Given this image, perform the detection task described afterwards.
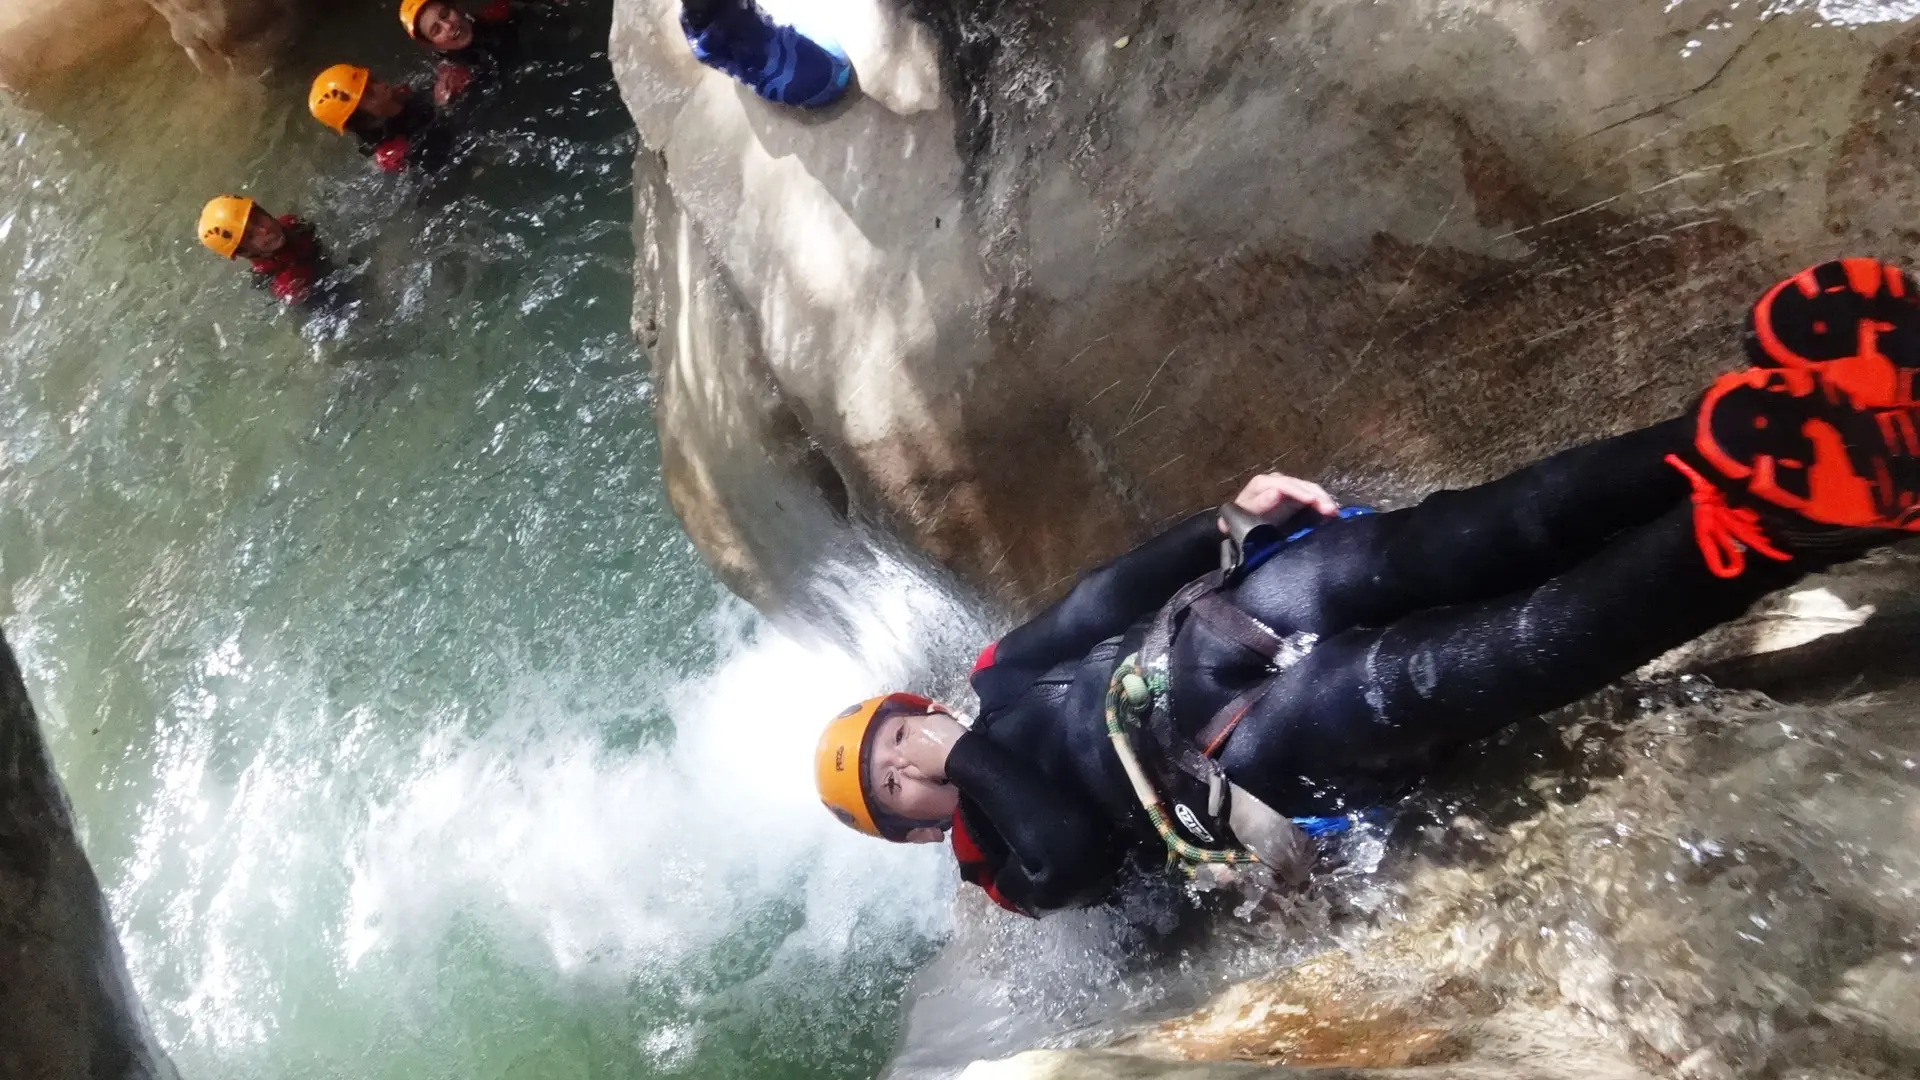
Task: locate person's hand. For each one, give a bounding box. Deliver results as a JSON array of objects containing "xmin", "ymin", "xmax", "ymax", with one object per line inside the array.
[
  {"xmin": 434, "ymin": 63, "xmax": 472, "ymax": 106},
  {"xmin": 898, "ymin": 710, "xmax": 968, "ymax": 783},
  {"xmin": 1221, "ymin": 472, "xmax": 1337, "ymax": 532},
  {"xmin": 373, "ymin": 138, "xmax": 410, "ymax": 173}
]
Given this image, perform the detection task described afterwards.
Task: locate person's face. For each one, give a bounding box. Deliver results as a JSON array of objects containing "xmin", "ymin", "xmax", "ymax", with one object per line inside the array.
[
  {"xmin": 417, "ymin": 2, "xmax": 474, "ymax": 50},
  {"xmin": 866, "ymin": 711, "xmax": 958, "ymax": 838},
  {"xmin": 359, "ymin": 76, "xmax": 408, "ymax": 117},
  {"xmin": 236, "ymin": 209, "xmax": 285, "ymax": 259}
]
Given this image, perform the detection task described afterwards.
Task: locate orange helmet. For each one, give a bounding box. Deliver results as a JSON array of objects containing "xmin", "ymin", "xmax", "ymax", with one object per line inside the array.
[
  {"xmin": 308, "ymin": 64, "xmax": 369, "ymax": 134},
  {"xmin": 815, "ymin": 692, "xmax": 935, "ymax": 841},
  {"xmin": 197, "ymin": 195, "xmax": 254, "ymax": 258},
  {"xmin": 398, "ymin": 0, "xmax": 434, "ymax": 40}
]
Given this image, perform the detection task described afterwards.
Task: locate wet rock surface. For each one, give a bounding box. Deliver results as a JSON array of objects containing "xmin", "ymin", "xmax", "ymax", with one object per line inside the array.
[
  {"xmin": 145, "ymin": 0, "xmax": 307, "ymax": 74},
  {"xmin": 0, "ymin": 0, "xmax": 306, "ymax": 87},
  {"xmin": 0, "ymin": 0, "xmax": 155, "ymax": 88},
  {"xmin": 883, "ymin": 672, "xmax": 1920, "ymax": 1080},
  {"xmin": 616, "ymin": 0, "xmax": 1920, "ymax": 618},
  {"xmin": 614, "ymin": 3, "xmax": 1920, "ymax": 1076},
  {"xmin": 0, "ymin": 629, "xmax": 176, "ymax": 1080}
]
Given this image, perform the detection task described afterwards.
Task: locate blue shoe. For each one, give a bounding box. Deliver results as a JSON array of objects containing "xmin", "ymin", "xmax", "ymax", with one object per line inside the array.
[{"xmin": 682, "ymin": 1, "xmax": 852, "ymax": 109}]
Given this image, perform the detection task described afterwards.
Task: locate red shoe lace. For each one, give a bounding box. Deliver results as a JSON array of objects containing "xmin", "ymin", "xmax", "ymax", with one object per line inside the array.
[{"xmin": 1664, "ymin": 454, "xmax": 1794, "ymax": 579}]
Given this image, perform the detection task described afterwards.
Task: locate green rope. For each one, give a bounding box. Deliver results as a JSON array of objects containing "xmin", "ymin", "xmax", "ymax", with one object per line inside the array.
[{"xmin": 1104, "ymin": 652, "xmax": 1260, "ymax": 867}]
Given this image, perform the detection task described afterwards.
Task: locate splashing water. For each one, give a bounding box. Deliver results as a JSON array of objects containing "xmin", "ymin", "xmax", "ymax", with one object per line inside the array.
[
  {"xmin": 14, "ymin": 6, "xmax": 1920, "ymax": 1080},
  {"xmin": 0, "ymin": 7, "xmax": 984, "ymax": 1078}
]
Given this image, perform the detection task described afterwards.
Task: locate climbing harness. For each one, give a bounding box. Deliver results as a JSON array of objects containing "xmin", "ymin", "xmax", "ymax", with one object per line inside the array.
[
  {"xmin": 1105, "ymin": 650, "xmax": 1259, "ymax": 866},
  {"xmin": 1106, "ymin": 501, "xmax": 1375, "ymax": 872}
]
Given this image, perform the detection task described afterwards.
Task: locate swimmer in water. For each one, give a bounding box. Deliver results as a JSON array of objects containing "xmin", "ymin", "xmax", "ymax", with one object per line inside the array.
[
  {"xmin": 399, "ymin": 0, "xmax": 556, "ymax": 106},
  {"xmin": 196, "ymin": 195, "xmax": 340, "ymax": 309},
  {"xmin": 308, "ymin": 64, "xmax": 461, "ymax": 176},
  {"xmin": 816, "ymin": 259, "xmax": 1920, "ymax": 917}
]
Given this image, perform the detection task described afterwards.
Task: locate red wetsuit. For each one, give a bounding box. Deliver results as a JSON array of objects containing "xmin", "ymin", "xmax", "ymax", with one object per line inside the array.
[{"xmin": 247, "ymin": 217, "xmax": 327, "ymax": 307}]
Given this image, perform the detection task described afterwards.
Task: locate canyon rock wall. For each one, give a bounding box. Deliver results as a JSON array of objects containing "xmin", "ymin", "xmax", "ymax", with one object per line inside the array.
[
  {"xmin": 615, "ymin": 0, "xmax": 1920, "ymax": 618},
  {"xmin": 0, "ymin": 0, "xmax": 307, "ymax": 89},
  {"xmin": 0, "ymin": 629, "xmax": 177, "ymax": 1080}
]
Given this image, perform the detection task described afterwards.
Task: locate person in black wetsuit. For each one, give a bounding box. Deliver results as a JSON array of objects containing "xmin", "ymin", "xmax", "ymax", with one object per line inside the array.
[
  {"xmin": 402, "ymin": 0, "xmax": 546, "ymax": 103},
  {"xmin": 814, "ymin": 259, "xmax": 1920, "ymax": 917},
  {"xmin": 308, "ymin": 64, "xmax": 460, "ymax": 176}
]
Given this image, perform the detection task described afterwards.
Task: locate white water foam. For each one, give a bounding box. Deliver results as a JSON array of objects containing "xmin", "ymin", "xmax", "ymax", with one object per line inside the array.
[
  {"xmin": 341, "ymin": 560, "xmax": 987, "ymax": 989},
  {"xmin": 95, "ymin": 549, "xmax": 994, "ymax": 1066}
]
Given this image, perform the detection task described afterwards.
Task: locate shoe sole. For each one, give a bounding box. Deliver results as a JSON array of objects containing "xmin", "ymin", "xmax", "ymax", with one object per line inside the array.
[
  {"xmin": 1695, "ymin": 367, "xmax": 1920, "ymax": 531},
  {"xmin": 1747, "ymin": 258, "xmax": 1920, "ymax": 407}
]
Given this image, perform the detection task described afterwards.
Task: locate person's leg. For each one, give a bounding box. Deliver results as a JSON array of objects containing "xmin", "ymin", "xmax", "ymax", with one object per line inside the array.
[
  {"xmin": 680, "ymin": 0, "xmax": 725, "ymax": 30},
  {"xmin": 1230, "ymin": 418, "xmax": 1692, "ymax": 635},
  {"xmin": 1220, "ymin": 361, "xmax": 1920, "ymax": 817},
  {"xmin": 1218, "ymin": 503, "xmax": 1848, "ymax": 817},
  {"xmin": 1231, "ymin": 256, "xmax": 1920, "ymax": 638}
]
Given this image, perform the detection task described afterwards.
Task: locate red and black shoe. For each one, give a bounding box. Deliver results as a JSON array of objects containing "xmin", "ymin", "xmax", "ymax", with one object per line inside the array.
[
  {"xmin": 1669, "ymin": 366, "xmax": 1920, "ymax": 577},
  {"xmin": 1745, "ymin": 258, "xmax": 1920, "ymax": 407}
]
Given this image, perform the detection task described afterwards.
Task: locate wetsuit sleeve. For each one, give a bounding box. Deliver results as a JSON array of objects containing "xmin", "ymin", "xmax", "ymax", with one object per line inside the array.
[
  {"xmin": 285, "ymin": 220, "xmax": 321, "ymax": 259},
  {"xmin": 274, "ymin": 220, "xmax": 327, "ymax": 306},
  {"xmin": 680, "ymin": 0, "xmax": 722, "ymax": 29},
  {"xmin": 384, "ymin": 91, "xmax": 457, "ymax": 174},
  {"xmin": 267, "ymin": 266, "xmax": 313, "ymax": 305},
  {"xmin": 429, "ymin": 61, "xmax": 475, "ymax": 110},
  {"xmin": 973, "ymin": 511, "xmax": 1218, "ymax": 709},
  {"xmin": 944, "ymin": 731, "xmax": 1115, "ymax": 914},
  {"xmin": 462, "ymin": 50, "xmax": 507, "ymax": 101},
  {"xmin": 373, "ymin": 137, "xmax": 411, "ymax": 173}
]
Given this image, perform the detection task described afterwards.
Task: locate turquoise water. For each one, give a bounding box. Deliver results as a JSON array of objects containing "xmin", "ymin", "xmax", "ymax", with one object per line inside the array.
[
  {"xmin": 13, "ymin": 10, "xmax": 1920, "ymax": 1080},
  {"xmin": 0, "ymin": 11, "xmax": 959, "ymax": 1078}
]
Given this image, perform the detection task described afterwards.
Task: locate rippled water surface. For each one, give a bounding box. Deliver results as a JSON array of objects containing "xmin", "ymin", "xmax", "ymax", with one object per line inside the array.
[{"xmin": 0, "ymin": 8, "xmax": 961, "ymax": 1078}]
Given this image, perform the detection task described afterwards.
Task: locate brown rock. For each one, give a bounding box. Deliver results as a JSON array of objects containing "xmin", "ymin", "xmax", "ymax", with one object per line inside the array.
[
  {"xmin": 0, "ymin": 0, "xmax": 306, "ymax": 88},
  {"xmin": 614, "ymin": 0, "xmax": 1920, "ymax": 620},
  {"xmin": 145, "ymin": 0, "xmax": 305, "ymax": 75},
  {"xmin": 0, "ymin": 0, "xmax": 156, "ymax": 89}
]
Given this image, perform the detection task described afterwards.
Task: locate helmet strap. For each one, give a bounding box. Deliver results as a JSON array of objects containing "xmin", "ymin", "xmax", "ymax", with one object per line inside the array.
[{"xmin": 873, "ymin": 806, "xmax": 952, "ymax": 843}]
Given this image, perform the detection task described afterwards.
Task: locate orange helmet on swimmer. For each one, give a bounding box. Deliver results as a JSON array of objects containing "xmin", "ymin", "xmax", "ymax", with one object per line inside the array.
[
  {"xmin": 398, "ymin": 0, "xmax": 433, "ymax": 39},
  {"xmin": 197, "ymin": 195, "xmax": 254, "ymax": 258},
  {"xmin": 308, "ymin": 64, "xmax": 369, "ymax": 134},
  {"xmin": 815, "ymin": 692, "xmax": 936, "ymax": 841}
]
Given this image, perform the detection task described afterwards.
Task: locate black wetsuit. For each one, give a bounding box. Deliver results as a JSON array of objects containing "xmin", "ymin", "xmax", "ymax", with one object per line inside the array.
[
  {"xmin": 348, "ymin": 88, "xmax": 455, "ymax": 175},
  {"xmin": 950, "ymin": 418, "xmax": 1860, "ymax": 915},
  {"xmin": 439, "ymin": 0, "xmax": 537, "ymax": 98}
]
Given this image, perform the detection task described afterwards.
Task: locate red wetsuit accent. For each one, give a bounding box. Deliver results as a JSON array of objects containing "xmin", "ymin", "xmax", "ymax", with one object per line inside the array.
[
  {"xmin": 248, "ymin": 216, "xmax": 321, "ymax": 306},
  {"xmin": 479, "ymin": 0, "xmax": 511, "ymax": 23},
  {"xmin": 434, "ymin": 60, "xmax": 475, "ymax": 107},
  {"xmin": 971, "ymin": 640, "xmax": 998, "ymax": 675},
  {"xmin": 950, "ymin": 809, "xmax": 1027, "ymax": 917},
  {"xmin": 957, "ymin": 638, "xmax": 1038, "ymax": 915},
  {"xmin": 373, "ymin": 137, "xmax": 411, "ymax": 173},
  {"xmin": 355, "ymin": 85, "xmax": 449, "ymax": 173}
]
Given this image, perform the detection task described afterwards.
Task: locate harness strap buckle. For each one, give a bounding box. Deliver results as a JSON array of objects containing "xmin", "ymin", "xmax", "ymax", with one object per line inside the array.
[{"xmin": 1217, "ymin": 502, "xmax": 1287, "ymax": 577}]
